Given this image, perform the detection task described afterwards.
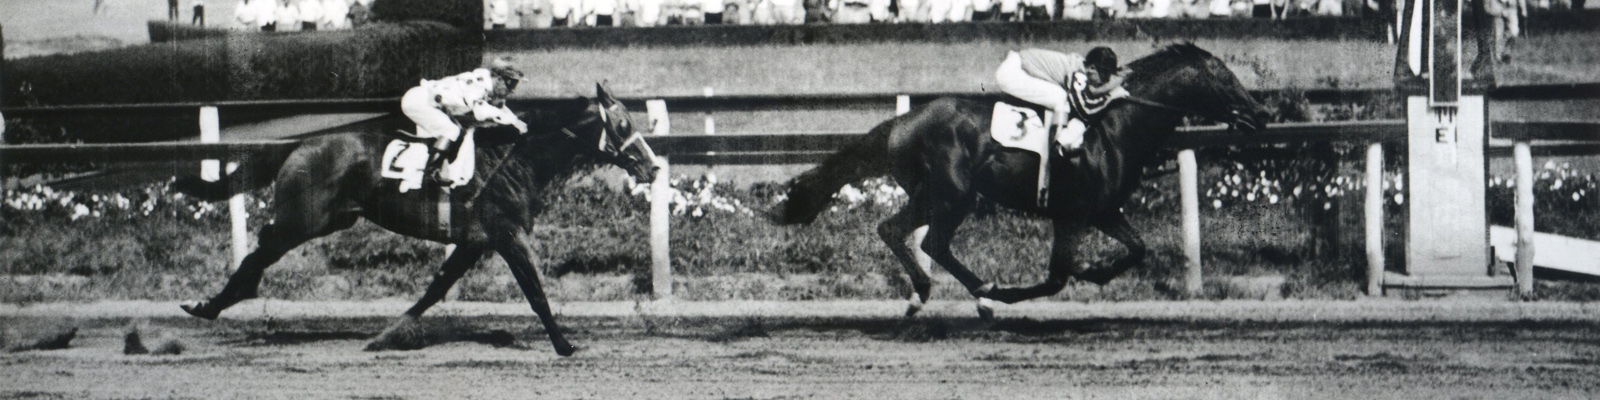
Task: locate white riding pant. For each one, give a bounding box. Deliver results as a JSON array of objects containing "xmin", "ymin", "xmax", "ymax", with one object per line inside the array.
[
  {"xmin": 995, "ymin": 51, "xmax": 1085, "ymax": 148},
  {"xmin": 400, "ymin": 86, "xmax": 463, "ymax": 142}
]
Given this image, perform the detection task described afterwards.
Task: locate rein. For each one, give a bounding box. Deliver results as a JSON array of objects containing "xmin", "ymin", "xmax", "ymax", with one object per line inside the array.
[
  {"xmin": 466, "ymin": 103, "xmax": 605, "ymax": 204},
  {"xmin": 1119, "ymin": 94, "xmax": 1205, "ymax": 116}
]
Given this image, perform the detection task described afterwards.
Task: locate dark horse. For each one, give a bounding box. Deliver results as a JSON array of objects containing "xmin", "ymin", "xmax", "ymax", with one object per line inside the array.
[
  {"xmin": 175, "ymin": 84, "xmax": 657, "ymax": 356},
  {"xmin": 778, "ymin": 44, "xmax": 1272, "ymax": 318}
]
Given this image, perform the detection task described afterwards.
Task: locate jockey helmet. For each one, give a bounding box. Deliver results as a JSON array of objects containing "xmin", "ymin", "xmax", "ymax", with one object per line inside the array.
[{"xmin": 1085, "ymin": 47, "xmax": 1119, "ymax": 76}]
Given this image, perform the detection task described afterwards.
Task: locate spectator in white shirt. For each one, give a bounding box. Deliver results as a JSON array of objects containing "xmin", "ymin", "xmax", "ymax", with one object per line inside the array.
[
  {"xmin": 321, "ymin": 0, "xmax": 349, "ymax": 29},
  {"xmin": 1094, "ymin": 0, "xmax": 1125, "ymax": 18},
  {"xmin": 551, "ymin": 0, "xmax": 577, "ymax": 25},
  {"xmin": 235, "ymin": 0, "xmax": 258, "ymax": 30},
  {"xmin": 703, "ymin": 0, "xmax": 726, "ymax": 23},
  {"xmin": 298, "ymin": 0, "xmax": 322, "ymax": 30},
  {"xmin": 517, "ymin": 0, "xmax": 549, "ymax": 28},
  {"xmin": 1208, "ymin": 0, "xmax": 1231, "ymax": 16},
  {"xmin": 1063, "ymin": 0, "xmax": 1093, "ymax": 19},
  {"xmin": 970, "ymin": 0, "xmax": 995, "ymax": 20},
  {"xmin": 997, "ymin": 0, "xmax": 1020, "ymax": 20},
  {"xmin": 898, "ymin": 0, "xmax": 926, "ymax": 21},
  {"xmin": 635, "ymin": 0, "xmax": 664, "ymax": 25},
  {"xmin": 927, "ymin": 0, "xmax": 951, "ymax": 22},
  {"xmin": 869, "ymin": 0, "xmax": 894, "ymax": 21},
  {"xmin": 1146, "ymin": 0, "xmax": 1170, "ymax": 17},
  {"xmin": 276, "ymin": 0, "xmax": 301, "ymax": 30},
  {"xmin": 488, "ymin": 0, "xmax": 512, "ymax": 28},
  {"xmin": 768, "ymin": 0, "xmax": 800, "ymax": 23},
  {"xmin": 254, "ymin": 0, "xmax": 279, "ymax": 31},
  {"xmin": 584, "ymin": 0, "xmax": 618, "ymax": 26}
]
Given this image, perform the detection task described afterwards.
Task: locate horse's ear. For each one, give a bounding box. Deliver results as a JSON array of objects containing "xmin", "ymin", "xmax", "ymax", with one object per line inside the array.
[{"xmin": 595, "ymin": 82, "xmax": 615, "ymax": 104}]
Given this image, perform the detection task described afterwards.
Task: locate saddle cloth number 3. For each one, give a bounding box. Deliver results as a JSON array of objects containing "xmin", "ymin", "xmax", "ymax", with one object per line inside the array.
[{"xmin": 989, "ymin": 102, "xmax": 1051, "ymax": 155}]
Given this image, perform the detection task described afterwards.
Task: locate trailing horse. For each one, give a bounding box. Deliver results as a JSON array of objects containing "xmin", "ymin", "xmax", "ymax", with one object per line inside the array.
[
  {"xmin": 174, "ymin": 84, "xmax": 657, "ymax": 356},
  {"xmin": 778, "ymin": 44, "xmax": 1272, "ymax": 319}
]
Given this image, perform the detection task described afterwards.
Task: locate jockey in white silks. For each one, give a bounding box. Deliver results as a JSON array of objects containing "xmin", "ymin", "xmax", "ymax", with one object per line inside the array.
[
  {"xmin": 993, "ymin": 47, "xmax": 1128, "ymax": 155},
  {"xmin": 400, "ymin": 62, "xmax": 528, "ymax": 188}
]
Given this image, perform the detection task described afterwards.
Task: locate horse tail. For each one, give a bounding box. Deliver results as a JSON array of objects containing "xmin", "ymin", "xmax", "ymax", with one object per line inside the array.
[
  {"xmin": 171, "ymin": 143, "xmax": 300, "ymax": 202},
  {"xmin": 777, "ymin": 118, "xmax": 895, "ymax": 225}
]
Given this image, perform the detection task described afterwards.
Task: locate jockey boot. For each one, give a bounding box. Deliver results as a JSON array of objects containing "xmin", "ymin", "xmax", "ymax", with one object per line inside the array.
[
  {"xmin": 1054, "ymin": 118, "xmax": 1088, "ymax": 158},
  {"xmin": 424, "ymin": 138, "xmax": 456, "ymax": 187}
]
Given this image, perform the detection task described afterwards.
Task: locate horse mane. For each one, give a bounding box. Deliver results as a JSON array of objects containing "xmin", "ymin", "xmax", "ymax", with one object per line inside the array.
[{"xmin": 1123, "ymin": 42, "xmax": 1215, "ymax": 85}]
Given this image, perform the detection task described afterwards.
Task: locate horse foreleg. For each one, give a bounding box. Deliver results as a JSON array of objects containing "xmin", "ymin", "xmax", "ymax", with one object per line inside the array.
[
  {"xmin": 402, "ymin": 242, "xmax": 489, "ymax": 318},
  {"xmin": 985, "ymin": 220, "xmax": 1090, "ymax": 304},
  {"xmin": 1076, "ymin": 211, "xmax": 1147, "ymax": 286},
  {"xmin": 365, "ymin": 242, "xmax": 490, "ymax": 351},
  {"xmin": 877, "ymin": 194, "xmax": 935, "ymax": 317},
  {"xmin": 492, "ymin": 231, "xmax": 576, "ymax": 357}
]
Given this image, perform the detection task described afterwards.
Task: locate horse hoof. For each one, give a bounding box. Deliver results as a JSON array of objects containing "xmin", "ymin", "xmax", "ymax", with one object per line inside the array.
[
  {"xmin": 904, "ymin": 293, "xmax": 926, "ymax": 318},
  {"xmin": 365, "ymin": 316, "xmax": 427, "ymax": 351},
  {"xmin": 554, "ymin": 343, "xmax": 578, "ymax": 357},
  {"xmin": 975, "ymin": 298, "xmax": 995, "ymax": 321},
  {"xmin": 179, "ymin": 302, "xmax": 220, "ymax": 320}
]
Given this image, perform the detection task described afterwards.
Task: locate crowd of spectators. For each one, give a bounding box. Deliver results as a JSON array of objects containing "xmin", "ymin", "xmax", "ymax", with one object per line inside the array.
[
  {"xmin": 480, "ymin": 0, "xmax": 1418, "ymax": 27},
  {"xmin": 232, "ymin": 0, "xmax": 373, "ymax": 32}
]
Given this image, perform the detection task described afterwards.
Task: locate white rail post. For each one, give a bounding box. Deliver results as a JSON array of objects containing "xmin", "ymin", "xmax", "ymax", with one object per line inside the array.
[
  {"xmin": 702, "ymin": 87, "xmax": 714, "ymax": 135},
  {"xmin": 1513, "ymin": 141, "xmax": 1535, "ymax": 298},
  {"xmin": 1178, "ymin": 148, "xmax": 1202, "ymax": 296},
  {"xmin": 646, "ymin": 99, "xmax": 673, "ymax": 300},
  {"xmin": 896, "ymin": 95, "xmax": 911, "ymax": 116},
  {"xmin": 199, "ymin": 106, "xmax": 248, "ymax": 270},
  {"xmin": 1364, "ymin": 143, "xmax": 1385, "ymax": 296}
]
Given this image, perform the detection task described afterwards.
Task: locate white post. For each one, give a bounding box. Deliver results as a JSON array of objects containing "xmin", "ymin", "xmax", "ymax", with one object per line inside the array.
[
  {"xmin": 1178, "ymin": 149, "xmax": 1202, "ymax": 296},
  {"xmin": 702, "ymin": 87, "xmax": 715, "ymax": 135},
  {"xmin": 1365, "ymin": 143, "xmax": 1385, "ymax": 296},
  {"xmin": 199, "ymin": 107, "xmax": 221, "ymax": 181},
  {"xmin": 651, "ymin": 159, "xmax": 672, "ymax": 300},
  {"xmin": 646, "ymin": 99, "xmax": 673, "ymax": 300},
  {"xmin": 896, "ymin": 95, "xmax": 911, "ymax": 116},
  {"xmin": 200, "ymin": 106, "xmax": 248, "ymax": 270},
  {"xmin": 1514, "ymin": 141, "xmax": 1535, "ymax": 298}
]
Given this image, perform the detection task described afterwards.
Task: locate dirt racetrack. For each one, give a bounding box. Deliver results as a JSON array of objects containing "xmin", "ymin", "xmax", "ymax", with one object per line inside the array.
[{"xmin": 4, "ymin": 300, "xmax": 1600, "ymax": 399}]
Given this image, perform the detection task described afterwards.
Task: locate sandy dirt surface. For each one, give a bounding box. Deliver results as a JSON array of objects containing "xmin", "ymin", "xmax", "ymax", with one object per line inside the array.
[{"xmin": 4, "ymin": 300, "xmax": 1600, "ymax": 399}]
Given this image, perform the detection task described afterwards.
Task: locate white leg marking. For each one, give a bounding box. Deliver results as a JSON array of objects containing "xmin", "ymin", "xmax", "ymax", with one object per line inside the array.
[{"xmin": 910, "ymin": 225, "xmax": 933, "ymax": 276}]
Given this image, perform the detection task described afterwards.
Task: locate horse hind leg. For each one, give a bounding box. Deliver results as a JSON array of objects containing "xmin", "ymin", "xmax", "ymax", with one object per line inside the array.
[
  {"xmin": 985, "ymin": 220, "xmax": 1089, "ymax": 304},
  {"xmin": 181, "ymin": 214, "xmax": 357, "ymax": 319},
  {"xmin": 1076, "ymin": 212, "xmax": 1148, "ymax": 286}
]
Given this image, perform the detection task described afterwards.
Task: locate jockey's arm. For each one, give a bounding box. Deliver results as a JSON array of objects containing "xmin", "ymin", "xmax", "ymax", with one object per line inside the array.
[
  {"xmin": 470, "ymin": 102, "xmax": 529, "ymax": 133},
  {"xmin": 1084, "ymin": 73, "xmax": 1126, "ymax": 97}
]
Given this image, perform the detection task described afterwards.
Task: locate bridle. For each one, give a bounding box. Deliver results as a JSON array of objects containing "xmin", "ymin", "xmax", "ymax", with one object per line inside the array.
[{"xmin": 556, "ymin": 99, "xmax": 659, "ymax": 165}]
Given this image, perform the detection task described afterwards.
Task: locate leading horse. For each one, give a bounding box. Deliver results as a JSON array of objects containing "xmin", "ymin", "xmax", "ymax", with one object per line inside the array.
[
  {"xmin": 778, "ymin": 44, "xmax": 1272, "ymax": 318},
  {"xmin": 175, "ymin": 84, "xmax": 657, "ymax": 356}
]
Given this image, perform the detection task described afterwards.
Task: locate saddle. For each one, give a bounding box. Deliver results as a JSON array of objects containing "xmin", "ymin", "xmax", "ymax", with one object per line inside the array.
[
  {"xmin": 989, "ymin": 97, "xmax": 1056, "ymax": 208},
  {"xmin": 380, "ymin": 128, "xmax": 479, "ymax": 194}
]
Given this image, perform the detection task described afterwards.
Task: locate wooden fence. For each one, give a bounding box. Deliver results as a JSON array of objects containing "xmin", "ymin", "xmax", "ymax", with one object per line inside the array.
[{"xmin": 3, "ymin": 87, "xmax": 1597, "ymax": 298}]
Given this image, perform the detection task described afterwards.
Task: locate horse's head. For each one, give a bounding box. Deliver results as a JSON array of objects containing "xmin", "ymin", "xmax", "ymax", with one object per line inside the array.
[
  {"xmin": 1124, "ymin": 43, "xmax": 1272, "ymax": 134},
  {"xmin": 567, "ymin": 83, "xmax": 659, "ymax": 183}
]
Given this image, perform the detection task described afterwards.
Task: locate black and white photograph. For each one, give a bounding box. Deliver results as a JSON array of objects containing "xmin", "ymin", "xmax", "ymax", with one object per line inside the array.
[{"xmin": 2, "ymin": 0, "xmax": 1599, "ymax": 397}]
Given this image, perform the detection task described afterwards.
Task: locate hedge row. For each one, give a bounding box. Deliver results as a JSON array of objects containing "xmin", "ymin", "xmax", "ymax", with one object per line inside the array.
[
  {"xmin": 486, "ymin": 16, "xmax": 1388, "ymax": 51},
  {"xmin": 3, "ymin": 21, "xmax": 476, "ymax": 108},
  {"xmin": 148, "ymin": 21, "xmax": 231, "ymax": 43}
]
